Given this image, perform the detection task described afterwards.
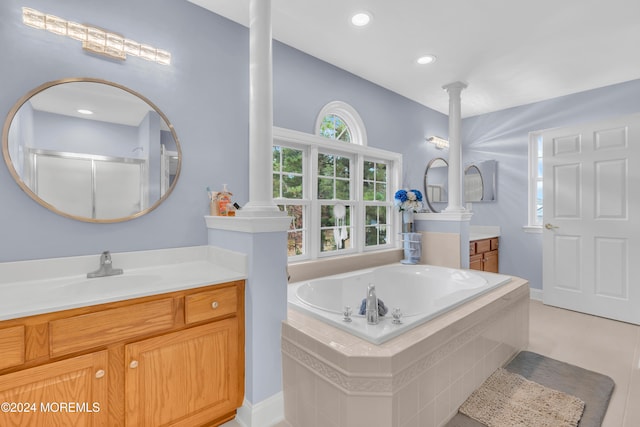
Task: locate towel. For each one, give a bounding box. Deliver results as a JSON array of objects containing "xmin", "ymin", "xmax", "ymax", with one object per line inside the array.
[{"xmin": 358, "ymin": 298, "xmax": 388, "ymax": 316}]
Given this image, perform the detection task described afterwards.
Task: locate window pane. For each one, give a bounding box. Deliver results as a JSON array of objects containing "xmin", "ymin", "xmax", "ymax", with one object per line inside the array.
[
  {"xmin": 376, "ymin": 163, "xmax": 387, "ymax": 181},
  {"xmin": 365, "ymin": 226, "xmax": 377, "ymax": 246},
  {"xmin": 364, "ymin": 161, "xmax": 375, "ymax": 181},
  {"xmin": 320, "ymin": 205, "xmax": 335, "ymax": 227},
  {"xmin": 272, "ymin": 146, "xmax": 281, "ymax": 172},
  {"xmin": 537, "ymin": 158, "xmax": 543, "ymax": 178},
  {"xmin": 365, "ymin": 206, "xmax": 378, "ymax": 224},
  {"xmin": 272, "ymin": 174, "xmax": 280, "ymax": 198},
  {"xmin": 376, "ymin": 182, "xmax": 387, "ymax": 201},
  {"xmin": 282, "ymin": 174, "xmax": 302, "ymax": 198},
  {"xmin": 363, "ymin": 181, "xmax": 374, "ymax": 201},
  {"xmin": 318, "ymin": 153, "xmax": 334, "ymax": 177},
  {"xmin": 287, "ymin": 231, "xmax": 304, "ymax": 256},
  {"xmin": 536, "ymin": 181, "xmax": 543, "ymax": 225},
  {"xmin": 336, "ymin": 156, "xmax": 350, "ymax": 178},
  {"xmin": 318, "ymin": 178, "xmax": 334, "ymax": 199},
  {"xmin": 320, "ymin": 204, "xmax": 351, "ymax": 252},
  {"xmin": 282, "ymin": 147, "xmax": 302, "ymax": 173},
  {"xmin": 335, "ymin": 179, "xmax": 350, "ymax": 200}
]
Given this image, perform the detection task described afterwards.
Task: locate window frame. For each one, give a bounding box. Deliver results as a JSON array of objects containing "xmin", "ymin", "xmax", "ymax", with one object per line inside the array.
[
  {"xmin": 315, "ymin": 101, "xmax": 368, "ymax": 146},
  {"xmin": 274, "ymin": 127, "xmax": 402, "ymax": 262}
]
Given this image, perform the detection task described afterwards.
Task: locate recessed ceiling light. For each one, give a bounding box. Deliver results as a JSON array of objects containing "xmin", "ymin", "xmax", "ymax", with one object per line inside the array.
[
  {"xmin": 417, "ymin": 55, "xmax": 437, "ymax": 65},
  {"xmin": 77, "ymin": 109, "xmax": 93, "ymax": 115},
  {"xmin": 351, "ymin": 12, "xmax": 371, "ymax": 27}
]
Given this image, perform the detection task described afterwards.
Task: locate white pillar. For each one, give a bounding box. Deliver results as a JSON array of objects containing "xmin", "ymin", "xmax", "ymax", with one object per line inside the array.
[
  {"xmin": 238, "ymin": 0, "xmax": 283, "ymax": 217},
  {"xmin": 442, "ymin": 81, "xmax": 468, "ymax": 213}
]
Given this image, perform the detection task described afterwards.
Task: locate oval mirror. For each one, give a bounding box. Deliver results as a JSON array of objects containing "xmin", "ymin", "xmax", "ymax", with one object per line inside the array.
[
  {"xmin": 464, "ymin": 164, "xmax": 484, "ymax": 202},
  {"xmin": 2, "ymin": 78, "xmax": 181, "ymax": 223},
  {"xmin": 423, "ymin": 157, "xmax": 448, "ymax": 213}
]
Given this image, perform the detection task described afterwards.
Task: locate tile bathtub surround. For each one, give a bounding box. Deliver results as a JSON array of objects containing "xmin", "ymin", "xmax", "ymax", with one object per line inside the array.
[{"xmin": 281, "ymin": 278, "xmax": 529, "ymax": 427}]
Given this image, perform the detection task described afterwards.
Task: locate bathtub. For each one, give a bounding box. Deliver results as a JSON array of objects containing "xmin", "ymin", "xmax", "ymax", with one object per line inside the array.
[{"xmin": 288, "ymin": 263, "xmax": 512, "ymax": 344}]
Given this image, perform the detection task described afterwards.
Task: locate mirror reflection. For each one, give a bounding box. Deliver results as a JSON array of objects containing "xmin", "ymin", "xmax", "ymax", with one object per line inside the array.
[
  {"xmin": 2, "ymin": 78, "xmax": 181, "ymax": 222},
  {"xmin": 464, "ymin": 165, "xmax": 484, "ymax": 202},
  {"xmin": 424, "ymin": 157, "xmax": 448, "ymax": 213}
]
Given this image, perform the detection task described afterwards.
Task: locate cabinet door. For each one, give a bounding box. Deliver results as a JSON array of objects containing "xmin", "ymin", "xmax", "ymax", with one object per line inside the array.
[
  {"xmin": 469, "ymin": 254, "xmax": 483, "ymax": 271},
  {"xmin": 483, "ymin": 250, "xmax": 499, "ymax": 273},
  {"xmin": 0, "ymin": 351, "xmax": 108, "ymax": 427},
  {"xmin": 125, "ymin": 319, "xmax": 241, "ymax": 427}
]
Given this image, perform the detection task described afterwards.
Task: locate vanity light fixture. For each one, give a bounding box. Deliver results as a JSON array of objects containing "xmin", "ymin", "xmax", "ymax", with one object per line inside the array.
[
  {"xmin": 426, "ymin": 136, "xmax": 449, "ymax": 150},
  {"xmin": 21, "ymin": 7, "xmax": 171, "ymax": 65},
  {"xmin": 77, "ymin": 109, "xmax": 93, "ymax": 115}
]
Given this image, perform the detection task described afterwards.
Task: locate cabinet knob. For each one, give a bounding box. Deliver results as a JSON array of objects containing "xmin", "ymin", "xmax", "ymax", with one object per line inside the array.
[
  {"xmin": 211, "ymin": 301, "xmax": 219, "ymax": 309},
  {"xmin": 129, "ymin": 360, "xmax": 139, "ymax": 369},
  {"xmin": 95, "ymin": 369, "xmax": 105, "ymax": 379}
]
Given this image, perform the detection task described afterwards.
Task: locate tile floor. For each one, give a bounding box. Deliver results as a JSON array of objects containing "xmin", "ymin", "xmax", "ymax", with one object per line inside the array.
[{"xmin": 223, "ymin": 299, "xmax": 640, "ymax": 427}]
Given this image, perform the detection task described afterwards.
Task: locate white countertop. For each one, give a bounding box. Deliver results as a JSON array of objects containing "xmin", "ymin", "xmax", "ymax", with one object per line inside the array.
[
  {"xmin": 469, "ymin": 225, "xmax": 500, "ymax": 242},
  {"xmin": 0, "ymin": 246, "xmax": 247, "ymax": 321}
]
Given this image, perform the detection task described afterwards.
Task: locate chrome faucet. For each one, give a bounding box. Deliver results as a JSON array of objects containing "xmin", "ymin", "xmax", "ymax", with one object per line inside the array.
[
  {"xmin": 87, "ymin": 251, "xmax": 123, "ymax": 278},
  {"xmin": 365, "ymin": 283, "xmax": 379, "ymax": 325}
]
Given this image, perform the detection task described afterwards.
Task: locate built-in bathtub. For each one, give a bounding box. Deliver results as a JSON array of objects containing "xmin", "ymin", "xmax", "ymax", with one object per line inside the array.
[
  {"xmin": 282, "ymin": 263, "xmax": 529, "ymax": 427},
  {"xmin": 288, "ymin": 264, "xmax": 512, "ymax": 344}
]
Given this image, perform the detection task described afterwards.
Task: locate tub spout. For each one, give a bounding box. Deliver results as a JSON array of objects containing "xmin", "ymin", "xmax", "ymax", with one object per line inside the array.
[{"xmin": 366, "ymin": 283, "xmax": 379, "ymax": 325}]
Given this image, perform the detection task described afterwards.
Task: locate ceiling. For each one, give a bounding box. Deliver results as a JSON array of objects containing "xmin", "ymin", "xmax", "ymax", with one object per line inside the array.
[{"xmin": 188, "ymin": 0, "xmax": 640, "ymax": 118}]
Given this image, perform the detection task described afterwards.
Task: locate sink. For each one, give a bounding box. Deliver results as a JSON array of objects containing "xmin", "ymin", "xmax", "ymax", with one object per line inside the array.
[{"xmin": 58, "ymin": 274, "xmax": 163, "ymax": 297}]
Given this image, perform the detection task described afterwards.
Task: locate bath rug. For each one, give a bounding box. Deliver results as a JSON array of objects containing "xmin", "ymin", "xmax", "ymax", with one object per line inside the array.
[
  {"xmin": 446, "ymin": 351, "xmax": 615, "ymax": 427},
  {"xmin": 458, "ymin": 368, "xmax": 584, "ymax": 427}
]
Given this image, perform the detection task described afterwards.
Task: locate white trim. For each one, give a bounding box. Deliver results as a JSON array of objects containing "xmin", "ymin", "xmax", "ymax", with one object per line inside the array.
[
  {"xmin": 315, "ymin": 100, "xmax": 368, "ymax": 146},
  {"xmin": 234, "ymin": 393, "xmax": 284, "ymax": 427},
  {"xmin": 529, "ymin": 287, "xmax": 543, "ymax": 301},
  {"xmin": 414, "ymin": 212, "xmax": 473, "ymax": 222},
  {"xmin": 522, "ymin": 225, "xmax": 543, "ymax": 234},
  {"xmin": 204, "ymin": 216, "xmax": 292, "ymax": 233}
]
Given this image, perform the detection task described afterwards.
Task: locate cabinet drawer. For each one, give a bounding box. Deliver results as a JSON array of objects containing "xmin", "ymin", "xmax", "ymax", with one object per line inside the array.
[
  {"xmin": 49, "ymin": 298, "xmax": 175, "ymax": 357},
  {"xmin": 469, "ymin": 242, "xmax": 476, "ymax": 255},
  {"xmin": 0, "ymin": 326, "xmax": 25, "ymax": 370},
  {"xmin": 185, "ymin": 286, "xmax": 238, "ymax": 324},
  {"xmin": 475, "ymin": 239, "xmax": 491, "ymax": 254},
  {"xmin": 490, "ymin": 238, "xmax": 499, "ymax": 251}
]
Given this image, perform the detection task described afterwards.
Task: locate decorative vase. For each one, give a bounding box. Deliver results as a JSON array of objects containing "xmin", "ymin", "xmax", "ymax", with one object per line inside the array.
[{"xmin": 402, "ymin": 210, "xmax": 414, "ymax": 233}]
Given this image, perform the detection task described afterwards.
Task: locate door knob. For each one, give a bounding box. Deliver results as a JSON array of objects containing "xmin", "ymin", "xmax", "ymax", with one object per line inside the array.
[
  {"xmin": 129, "ymin": 360, "xmax": 139, "ymax": 369},
  {"xmin": 544, "ymin": 223, "xmax": 559, "ymax": 230}
]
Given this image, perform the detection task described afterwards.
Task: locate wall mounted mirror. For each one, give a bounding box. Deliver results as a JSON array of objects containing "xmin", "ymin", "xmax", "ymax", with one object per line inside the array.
[
  {"xmin": 424, "ymin": 157, "xmax": 448, "ymax": 212},
  {"xmin": 465, "ymin": 159, "xmax": 497, "ymax": 202},
  {"xmin": 2, "ymin": 78, "xmax": 181, "ymax": 223}
]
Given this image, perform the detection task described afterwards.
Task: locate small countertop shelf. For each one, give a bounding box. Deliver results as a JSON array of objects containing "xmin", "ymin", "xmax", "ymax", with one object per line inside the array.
[{"xmin": 0, "ymin": 246, "xmax": 246, "ymax": 321}]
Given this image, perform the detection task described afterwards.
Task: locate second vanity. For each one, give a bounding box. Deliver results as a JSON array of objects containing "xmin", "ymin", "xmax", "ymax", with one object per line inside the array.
[
  {"xmin": 0, "ymin": 246, "xmax": 246, "ymax": 427},
  {"xmin": 469, "ymin": 226, "xmax": 500, "ymax": 273}
]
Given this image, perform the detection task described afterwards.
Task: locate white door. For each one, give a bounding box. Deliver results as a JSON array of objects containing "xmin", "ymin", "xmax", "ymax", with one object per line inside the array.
[{"xmin": 543, "ymin": 113, "xmax": 640, "ymax": 324}]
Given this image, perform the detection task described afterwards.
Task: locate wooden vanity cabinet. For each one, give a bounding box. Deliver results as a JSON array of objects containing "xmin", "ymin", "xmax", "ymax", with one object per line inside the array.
[
  {"xmin": 0, "ymin": 280, "xmax": 245, "ymax": 427},
  {"xmin": 469, "ymin": 237, "xmax": 499, "ymax": 273}
]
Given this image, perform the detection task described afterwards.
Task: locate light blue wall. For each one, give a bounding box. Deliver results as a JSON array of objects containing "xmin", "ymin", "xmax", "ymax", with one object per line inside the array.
[
  {"xmin": 461, "ymin": 79, "xmax": 640, "ymax": 289},
  {"xmin": 0, "ymin": 0, "xmax": 446, "ymax": 262}
]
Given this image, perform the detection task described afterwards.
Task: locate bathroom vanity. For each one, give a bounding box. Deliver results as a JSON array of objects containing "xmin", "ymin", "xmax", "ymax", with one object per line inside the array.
[
  {"xmin": 469, "ymin": 237, "xmax": 499, "ymax": 272},
  {"xmin": 0, "ymin": 246, "xmax": 246, "ymax": 427}
]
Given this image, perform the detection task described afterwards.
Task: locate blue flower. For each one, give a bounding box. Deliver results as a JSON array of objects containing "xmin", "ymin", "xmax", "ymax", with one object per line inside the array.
[{"xmin": 394, "ymin": 189, "xmax": 408, "ymax": 202}]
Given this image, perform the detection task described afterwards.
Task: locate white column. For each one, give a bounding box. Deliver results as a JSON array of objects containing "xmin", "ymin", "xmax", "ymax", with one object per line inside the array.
[
  {"xmin": 238, "ymin": 0, "xmax": 283, "ymax": 217},
  {"xmin": 442, "ymin": 81, "xmax": 468, "ymax": 213}
]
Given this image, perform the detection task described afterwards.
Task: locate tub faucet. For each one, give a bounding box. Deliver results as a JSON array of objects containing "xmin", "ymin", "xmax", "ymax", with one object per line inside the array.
[
  {"xmin": 365, "ymin": 283, "xmax": 379, "ymax": 325},
  {"xmin": 87, "ymin": 251, "xmax": 123, "ymax": 278}
]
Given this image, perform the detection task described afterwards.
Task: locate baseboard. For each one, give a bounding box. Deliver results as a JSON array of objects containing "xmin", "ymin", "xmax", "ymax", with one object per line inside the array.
[
  {"xmin": 529, "ymin": 287, "xmax": 543, "ymax": 301},
  {"xmin": 235, "ymin": 392, "xmax": 284, "ymax": 427}
]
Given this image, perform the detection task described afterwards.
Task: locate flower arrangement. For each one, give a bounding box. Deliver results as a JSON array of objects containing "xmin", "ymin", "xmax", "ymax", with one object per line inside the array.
[{"xmin": 394, "ymin": 189, "xmax": 423, "ymax": 213}]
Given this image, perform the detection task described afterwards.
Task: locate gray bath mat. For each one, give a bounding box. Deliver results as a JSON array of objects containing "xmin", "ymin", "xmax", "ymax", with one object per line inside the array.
[{"xmin": 446, "ymin": 351, "xmax": 615, "ymax": 427}]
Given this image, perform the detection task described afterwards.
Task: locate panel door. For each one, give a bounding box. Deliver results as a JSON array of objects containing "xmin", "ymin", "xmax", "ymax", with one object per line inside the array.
[
  {"xmin": 0, "ymin": 351, "xmax": 108, "ymax": 426},
  {"xmin": 542, "ymin": 113, "xmax": 640, "ymax": 324},
  {"xmin": 125, "ymin": 319, "xmax": 241, "ymax": 427}
]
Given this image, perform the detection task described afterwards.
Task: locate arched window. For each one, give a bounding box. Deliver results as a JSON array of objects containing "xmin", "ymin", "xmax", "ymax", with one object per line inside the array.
[{"xmin": 315, "ymin": 101, "xmax": 367, "ymax": 146}]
